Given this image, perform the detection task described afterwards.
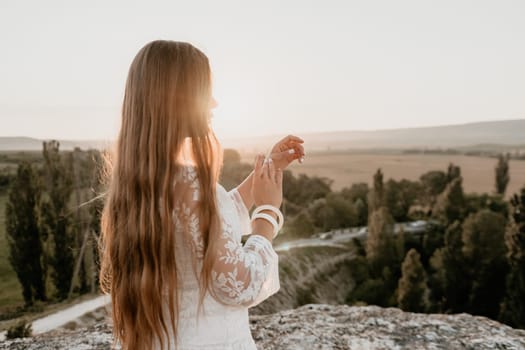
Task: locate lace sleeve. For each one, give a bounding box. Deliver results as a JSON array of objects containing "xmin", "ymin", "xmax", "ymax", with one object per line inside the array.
[
  {"xmin": 176, "ymin": 167, "xmax": 280, "ymax": 307},
  {"xmin": 227, "ymin": 187, "xmax": 251, "ymax": 236},
  {"xmin": 211, "ymin": 226, "xmax": 279, "ymax": 307}
]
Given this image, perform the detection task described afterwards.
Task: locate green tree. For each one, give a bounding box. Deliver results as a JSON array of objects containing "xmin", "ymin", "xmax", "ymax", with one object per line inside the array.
[
  {"xmin": 308, "ymin": 192, "xmax": 357, "ymax": 231},
  {"xmin": 308, "ymin": 198, "xmax": 330, "ymax": 229},
  {"xmin": 341, "ymin": 183, "xmax": 369, "ymax": 226},
  {"xmin": 368, "ymin": 169, "xmax": 385, "ymax": 213},
  {"xmin": 87, "ymin": 150, "xmax": 105, "ymax": 292},
  {"xmin": 348, "ymin": 278, "xmax": 387, "ymax": 306},
  {"xmin": 341, "ymin": 183, "xmax": 369, "ymax": 204},
  {"xmin": 421, "ymin": 222, "xmax": 446, "ymax": 267},
  {"xmin": 464, "ymin": 192, "xmax": 509, "ymax": 219},
  {"xmin": 462, "ymin": 210, "xmax": 508, "ymax": 318},
  {"xmin": 419, "ymin": 170, "xmax": 447, "ymax": 206},
  {"xmin": 495, "ymin": 153, "xmax": 510, "ymax": 196},
  {"xmin": 223, "ymin": 148, "xmax": 241, "ymax": 164},
  {"xmin": 446, "ymin": 163, "xmax": 461, "ymax": 184},
  {"xmin": 68, "ymin": 148, "xmax": 103, "ymax": 295},
  {"xmin": 433, "ymin": 177, "xmax": 465, "ymax": 224},
  {"xmin": 397, "ymin": 248, "xmax": 429, "ymax": 312},
  {"xmin": 283, "ymin": 211, "xmax": 315, "ymax": 239},
  {"xmin": 354, "ymin": 198, "xmax": 367, "ymax": 226},
  {"xmin": 5, "ymin": 162, "xmax": 47, "ymax": 305},
  {"xmin": 283, "ymin": 171, "xmax": 332, "ymax": 206},
  {"xmin": 395, "ymin": 226, "xmax": 406, "ymax": 265},
  {"xmin": 499, "ymin": 187, "xmax": 525, "ymax": 328},
  {"xmin": 0, "ymin": 168, "xmax": 15, "ymax": 193},
  {"xmin": 385, "ymin": 179, "xmax": 420, "ymax": 222},
  {"xmin": 219, "ymin": 149, "xmax": 252, "ymax": 191},
  {"xmin": 40, "ymin": 140, "xmax": 75, "ymax": 300},
  {"xmin": 346, "ymin": 255, "xmax": 392, "ymax": 307},
  {"xmin": 429, "ymin": 221, "xmax": 469, "ymax": 313},
  {"xmin": 366, "ymin": 207, "xmax": 395, "ymax": 276},
  {"xmin": 366, "ymin": 169, "xmax": 397, "ymax": 277}
]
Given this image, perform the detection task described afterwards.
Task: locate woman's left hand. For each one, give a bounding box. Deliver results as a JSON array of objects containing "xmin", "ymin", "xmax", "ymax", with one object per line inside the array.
[{"xmin": 269, "ymin": 135, "xmax": 305, "ymax": 170}]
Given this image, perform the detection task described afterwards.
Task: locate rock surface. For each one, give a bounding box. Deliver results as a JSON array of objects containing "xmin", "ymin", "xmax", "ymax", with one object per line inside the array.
[
  {"xmin": 251, "ymin": 304, "xmax": 525, "ymax": 349},
  {"xmin": 2, "ymin": 304, "xmax": 525, "ymax": 350}
]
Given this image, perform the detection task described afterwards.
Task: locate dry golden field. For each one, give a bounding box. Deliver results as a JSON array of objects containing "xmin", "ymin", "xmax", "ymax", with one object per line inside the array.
[{"xmin": 242, "ymin": 152, "xmax": 525, "ymax": 197}]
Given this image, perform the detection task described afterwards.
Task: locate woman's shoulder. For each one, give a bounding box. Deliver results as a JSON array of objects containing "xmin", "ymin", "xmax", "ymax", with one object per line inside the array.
[
  {"xmin": 174, "ymin": 164, "xmax": 226, "ymax": 195},
  {"xmin": 176, "ymin": 164, "xmax": 198, "ymax": 184}
]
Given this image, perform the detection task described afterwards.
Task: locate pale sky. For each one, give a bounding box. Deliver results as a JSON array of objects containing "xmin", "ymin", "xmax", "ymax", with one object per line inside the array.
[{"xmin": 0, "ymin": 0, "xmax": 524, "ymax": 141}]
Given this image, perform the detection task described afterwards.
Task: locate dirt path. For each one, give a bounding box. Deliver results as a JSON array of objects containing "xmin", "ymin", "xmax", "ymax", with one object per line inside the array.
[{"xmin": 0, "ymin": 295, "xmax": 109, "ymax": 341}]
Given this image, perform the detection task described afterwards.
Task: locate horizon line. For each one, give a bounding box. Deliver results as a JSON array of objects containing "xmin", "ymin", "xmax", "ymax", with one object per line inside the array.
[{"xmin": 0, "ymin": 117, "xmax": 524, "ymax": 142}]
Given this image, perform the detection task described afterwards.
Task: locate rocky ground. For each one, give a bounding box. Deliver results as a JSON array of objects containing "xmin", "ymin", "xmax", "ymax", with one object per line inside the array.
[{"xmin": 2, "ymin": 304, "xmax": 525, "ymax": 350}]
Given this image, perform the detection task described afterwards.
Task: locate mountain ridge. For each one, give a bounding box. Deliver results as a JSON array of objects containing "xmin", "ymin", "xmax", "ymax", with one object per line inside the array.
[{"xmin": 1, "ymin": 119, "xmax": 524, "ymax": 151}]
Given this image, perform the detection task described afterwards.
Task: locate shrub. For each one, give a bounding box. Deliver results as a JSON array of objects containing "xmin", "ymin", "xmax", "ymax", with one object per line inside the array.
[{"xmin": 6, "ymin": 319, "xmax": 32, "ymax": 339}]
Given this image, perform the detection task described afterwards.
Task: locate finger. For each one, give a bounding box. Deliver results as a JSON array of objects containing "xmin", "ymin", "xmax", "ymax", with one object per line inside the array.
[
  {"xmin": 276, "ymin": 167, "xmax": 283, "ymax": 186},
  {"xmin": 274, "ymin": 145, "xmax": 305, "ymax": 162},
  {"xmin": 268, "ymin": 157, "xmax": 276, "ymax": 182},
  {"xmin": 285, "ymin": 139, "xmax": 304, "ymax": 149},
  {"xmin": 283, "ymin": 140, "xmax": 305, "ymax": 156},
  {"xmin": 261, "ymin": 157, "xmax": 269, "ymax": 179},
  {"xmin": 277, "ymin": 134, "xmax": 304, "ymax": 147},
  {"xmin": 272, "ymin": 149, "xmax": 296, "ymax": 161},
  {"xmin": 294, "ymin": 144, "xmax": 305, "ymax": 157},
  {"xmin": 254, "ymin": 154, "xmax": 260, "ymax": 172},
  {"xmin": 254, "ymin": 154, "xmax": 264, "ymax": 177}
]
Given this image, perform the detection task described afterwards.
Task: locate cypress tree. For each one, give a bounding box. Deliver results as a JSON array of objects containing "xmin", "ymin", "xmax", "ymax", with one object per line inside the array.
[
  {"xmin": 429, "ymin": 221, "xmax": 470, "ymax": 313},
  {"xmin": 368, "ymin": 169, "xmax": 385, "ymax": 213},
  {"xmin": 397, "ymin": 248, "xmax": 429, "ymax": 312},
  {"xmin": 433, "ymin": 177, "xmax": 465, "ymax": 225},
  {"xmin": 495, "ymin": 153, "xmax": 510, "ymax": 196},
  {"xmin": 366, "ymin": 207, "xmax": 395, "ymax": 276},
  {"xmin": 40, "ymin": 140, "xmax": 75, "ymax": 300},
  {"xmin": 5, "ymin": 162, "xmax": 47, "ymax": 305},
  {"xmin": 446, "ymin": 163, "xmax": 461, "ymax": 184},
  {"xmin": 366, "ymin": 169, "xmax": 396, "ymax": 277},
  {"xmin": 499, "ymin": 187, "xmax": 525, "ymax": 328},
  {"xmin": 462, "ymin": 209, "xmax": 507, "ymax": 318}
]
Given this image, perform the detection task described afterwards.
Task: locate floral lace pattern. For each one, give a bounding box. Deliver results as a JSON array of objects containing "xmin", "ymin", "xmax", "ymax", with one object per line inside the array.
[{"xmin": 173, "ymin": 165, "xmax": 280, "ymax": 307}]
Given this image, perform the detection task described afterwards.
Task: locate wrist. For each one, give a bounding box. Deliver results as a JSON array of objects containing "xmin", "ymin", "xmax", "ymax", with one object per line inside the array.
[
  {"xmin": 252, "ymin": 219, "xmax": 274, "ymax": 242},
  {"xmin": 258, "ymin": 209, "xmax": 277, "ymax": 220},
  {"xmin": 251, "ymin": 204, "xmax": 284, "ymax": 239},
  {"xmin": 237, "ymin": 171, "xmax": 255, "ymax": 210}
]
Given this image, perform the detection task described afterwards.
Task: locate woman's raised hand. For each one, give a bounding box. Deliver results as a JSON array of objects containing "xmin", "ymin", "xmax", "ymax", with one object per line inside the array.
[
  {"xmin": 269, "ymin": 135, "xmax": 305, "ymax": 170},
  {"xmin": 251, "ymin": 154, "xmax": 283, "ymax": 208}
]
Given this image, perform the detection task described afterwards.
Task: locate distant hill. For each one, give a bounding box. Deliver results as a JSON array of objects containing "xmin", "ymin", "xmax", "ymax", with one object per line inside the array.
[
  {"xmin": 221, "ymin": 119, "xmax": 525, "ymax": 152},
  {"xmin": 1, "ymin": 119, "xmax": 524, "ymax": 152},
  {"xmin": 0, "ymin": 137, "xmax": 110, "ymax": 151}
]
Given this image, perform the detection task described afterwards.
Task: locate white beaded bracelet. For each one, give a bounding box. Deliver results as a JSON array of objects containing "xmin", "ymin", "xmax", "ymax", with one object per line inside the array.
[{"xmin": 250, "ymin": 205, "xmax": 284, "ymax": 239}]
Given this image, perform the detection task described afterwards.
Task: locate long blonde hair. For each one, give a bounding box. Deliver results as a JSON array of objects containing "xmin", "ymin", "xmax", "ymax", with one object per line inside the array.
[{"xmin": 99, "ymin": 40, "xmax": 223, "ymax": 350}]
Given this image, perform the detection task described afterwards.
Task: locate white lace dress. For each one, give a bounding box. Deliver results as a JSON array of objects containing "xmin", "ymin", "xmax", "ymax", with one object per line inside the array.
[{"xmin": 156, "ymin": 166, "xmax": 280, "ymax": 349}]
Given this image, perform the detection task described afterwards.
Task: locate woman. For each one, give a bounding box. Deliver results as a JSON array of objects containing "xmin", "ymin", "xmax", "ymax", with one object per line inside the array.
[{"xmin": 99, "ymin": 40, "xmax": 305, "ymax": 349}]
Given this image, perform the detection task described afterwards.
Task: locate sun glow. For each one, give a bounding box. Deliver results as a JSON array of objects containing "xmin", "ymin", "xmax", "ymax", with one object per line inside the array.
[
  {"xmin": 209, "ymin": 69, "xmax": 275, "ymax": 143},
  {"xmin": 210, "ymin": 84, "xmax": 249, "ymax": 141}
]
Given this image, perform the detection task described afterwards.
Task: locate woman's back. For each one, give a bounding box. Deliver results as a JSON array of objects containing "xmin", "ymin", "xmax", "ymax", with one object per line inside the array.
[{"xmin": 156, "ymin": 165, "xmax": 279, "ymax": 349}]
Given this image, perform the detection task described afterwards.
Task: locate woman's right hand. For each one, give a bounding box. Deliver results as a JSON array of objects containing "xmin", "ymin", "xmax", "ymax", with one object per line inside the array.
[{"xmin": 251, "ymin": 154, "xmax": 283, "ymax": 208}]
